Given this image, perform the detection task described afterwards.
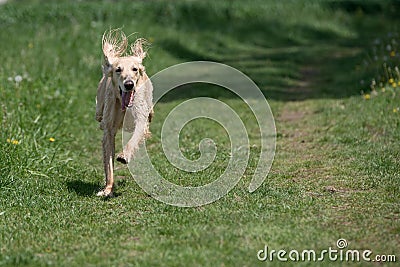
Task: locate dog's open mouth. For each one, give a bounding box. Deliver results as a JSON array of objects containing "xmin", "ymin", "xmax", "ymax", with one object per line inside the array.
[{"xmin": 121, "ymin": 90, "xmax": 135, "ymax": 111}]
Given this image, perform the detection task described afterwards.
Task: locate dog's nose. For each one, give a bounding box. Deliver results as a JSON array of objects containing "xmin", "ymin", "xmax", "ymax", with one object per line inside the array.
[{"xmin": 124, "ymin": 80, "xmax": 134, "ymax": 91}]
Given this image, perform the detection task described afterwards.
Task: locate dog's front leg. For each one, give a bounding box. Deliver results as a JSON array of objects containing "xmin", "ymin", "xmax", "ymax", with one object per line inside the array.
[
  {"xmin": 97, "ymin": 128, "xmax": 116, "ymax": 197},
  {"xmin": 125, "ymin": 122, "xmax": 147, "ymax": 162},
  {"xmin": 117, "ymin": 114, "xmax": 148, "ymax": 164},
  {"xmin": 95, "ymin": 76, "xmax": 108, "ymax": 123}
]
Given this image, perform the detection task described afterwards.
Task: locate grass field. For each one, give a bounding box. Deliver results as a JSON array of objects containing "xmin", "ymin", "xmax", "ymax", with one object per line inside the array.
[{"xmin": 1, "ymin": 0, "xmax": 399, "ymax": 266}]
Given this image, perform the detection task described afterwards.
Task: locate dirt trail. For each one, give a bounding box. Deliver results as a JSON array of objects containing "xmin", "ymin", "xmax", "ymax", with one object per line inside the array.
[
  {"xmin": 277, "ymin": 65, "xmax": 319, "ymax": 140},
  {"xmin": 272, "ymin": 62, "xmax": 329, "ymax": 186}
]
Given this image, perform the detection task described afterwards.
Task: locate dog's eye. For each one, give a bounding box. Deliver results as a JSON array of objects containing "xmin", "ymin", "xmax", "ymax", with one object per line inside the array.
[
  {"xmin": 116, "ymin": 67, "xmax": 122, "ymax": 73},
  {"xmin": 132, "ymin": 67, "xmax": 138, "ymax": 72}
]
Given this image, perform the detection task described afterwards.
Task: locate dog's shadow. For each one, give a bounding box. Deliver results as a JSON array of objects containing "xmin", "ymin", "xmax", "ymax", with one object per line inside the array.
[
  {"xmin": 66, "ymin": 180, "xmax": 100, "ymax": 197},
  {"xmin": 66, "ymin": 179, "xmax": 126, "ymax": 198}
]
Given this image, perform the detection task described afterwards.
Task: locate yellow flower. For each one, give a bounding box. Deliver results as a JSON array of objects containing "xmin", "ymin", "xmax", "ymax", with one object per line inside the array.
[
  {"xmin": 364, "ymin": 94, "xmax": 371, "ymax": 100},
  {"xmin": 389, "ymin": 78, "xmax": 394, "ymax": 84},
  {"xmin": 49, "ymin": 137, "xmax": 55, "ymax": 142},
  {"xmin": 398, "ymin": 81, "xmax": 400, "ymax": 86},
  {"xmin": 390, "ymin": 51, "xmax": 396, "ymax": 57},
  {"xmin": 392, "ymin": 83, "xmax": 397, "ymax": 88},
  {"xmin": 381, "ymin": 87, "xmax": 386, "ymax": 92},
  {"xmin": 6, "ymin": 138, "xmax": 19, "ymax": 144},
  {"xmin": 393, "ymin": 108, "xmax": 399, "ymax": 113}
]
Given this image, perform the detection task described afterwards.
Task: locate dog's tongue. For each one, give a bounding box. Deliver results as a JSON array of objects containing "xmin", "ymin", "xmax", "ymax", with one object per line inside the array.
[{"xmin": 121, "ymin": 91, "xmax": 134, "ymax": 111}]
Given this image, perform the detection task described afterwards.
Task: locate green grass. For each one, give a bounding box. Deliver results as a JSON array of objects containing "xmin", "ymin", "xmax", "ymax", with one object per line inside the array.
[{"xmin": 1, "ymin": 0, "xmax": 400, "ymax": 266}]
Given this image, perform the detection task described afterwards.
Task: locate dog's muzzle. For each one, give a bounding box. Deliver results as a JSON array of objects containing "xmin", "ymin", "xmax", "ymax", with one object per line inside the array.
[{"xmin": 120, "ymin": 80, "xmax": 136, "ymax": 111}]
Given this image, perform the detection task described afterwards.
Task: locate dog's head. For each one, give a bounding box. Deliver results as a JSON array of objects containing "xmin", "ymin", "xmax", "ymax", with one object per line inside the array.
[{"xmin": 101, "ymin": 29, "xmax": 148, "ymax": 110}]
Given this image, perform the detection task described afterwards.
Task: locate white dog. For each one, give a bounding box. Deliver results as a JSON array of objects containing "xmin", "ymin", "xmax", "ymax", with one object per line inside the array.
[{"xmin": 95, "ymin": 29, "xmax": 153, "ymax": 197}]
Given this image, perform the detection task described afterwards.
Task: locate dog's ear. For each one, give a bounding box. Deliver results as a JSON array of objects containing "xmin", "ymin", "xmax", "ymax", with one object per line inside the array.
[
  {"xmin": 139, "ymin": 65, "xmax": 146, "ymax": 76},
  {"xmin": 101, "ymin": 62, "xmax": 113, "ymax": 77},
  {"xmin": 101, "ymin": 29, "xmax": 127, "ymax": 74},
  {"xmin": 131, "ymin": 38, "xmax": 148, "ymax": 61},
  {"xmin": 101, "ymin": 52, "xmax": 116, "ymax": 77}
]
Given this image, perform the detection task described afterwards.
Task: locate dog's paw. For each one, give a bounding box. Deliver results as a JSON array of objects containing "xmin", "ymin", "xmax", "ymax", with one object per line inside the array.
[
  {"xmin": 116, "ymin": 153, "xmax": 128, "ymax": 164},
  {"xmin": 96, "ymin": 189, "xmax": 113, "ymax": 197}
]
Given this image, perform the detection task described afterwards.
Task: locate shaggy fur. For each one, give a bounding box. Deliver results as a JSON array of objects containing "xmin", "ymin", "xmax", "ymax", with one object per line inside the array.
[{"xmin": 95, "ymin": 29, "xmax": 153, "ymax": 197}]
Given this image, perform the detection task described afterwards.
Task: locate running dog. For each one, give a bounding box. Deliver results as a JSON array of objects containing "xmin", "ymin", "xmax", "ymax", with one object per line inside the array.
[{"xmin": 95, "ymin": 29, "xmax": 153, "ymax": 197}]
